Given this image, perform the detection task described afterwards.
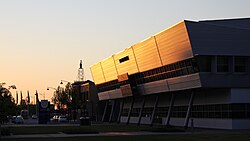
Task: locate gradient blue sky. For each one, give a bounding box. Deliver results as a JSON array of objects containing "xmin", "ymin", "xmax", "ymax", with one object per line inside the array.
[{"xmin": 1, "ymin": 0, "xmax": 250, "ymax": 102}]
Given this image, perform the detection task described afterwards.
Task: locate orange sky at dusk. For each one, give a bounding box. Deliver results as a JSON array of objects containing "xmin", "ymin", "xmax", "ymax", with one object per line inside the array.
[{"xmin": 1, "ymin": 0, "xmax": 249, "ymax": 103}]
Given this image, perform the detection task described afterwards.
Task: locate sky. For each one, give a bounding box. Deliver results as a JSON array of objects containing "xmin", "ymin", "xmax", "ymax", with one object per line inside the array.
[{"xmin": 1, "ymin": 0, "xmax": 250, "ymax": 103}]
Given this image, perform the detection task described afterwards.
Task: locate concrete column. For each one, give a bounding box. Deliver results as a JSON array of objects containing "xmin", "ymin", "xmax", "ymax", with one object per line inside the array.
[
  {"xmin": 126, "ymin": 97, "xmax": 134, "ymax": 125},
  {"xmin": 150, "ymin": 95, "xmax": 159, "ymax": 126},
  {"xmin": 184, "ymin": 91, "xmax": 195, "ymax": 130},
  {"xmin": 137, "ymin": 96, "xmax": 146, "ymax": 126},
  {"xmin": 101, "ymin": 100, "xmax": 108, "ymax": 122},
  {"xmin": 165, "ymin": 93, "xmax": 176, "ymax": 126},
  {"xmin": 117, "ymin": 99, "xmax": 124, "ymax": 124},
  {"xmin": 109, "ymin": 100, "xmax": 116, "ymax": 122}
]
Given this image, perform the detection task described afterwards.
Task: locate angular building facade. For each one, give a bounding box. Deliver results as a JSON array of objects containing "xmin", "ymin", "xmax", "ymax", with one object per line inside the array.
[{"xmin": 90, "ymin": 18, "xmax": 250, "ymax": 129}]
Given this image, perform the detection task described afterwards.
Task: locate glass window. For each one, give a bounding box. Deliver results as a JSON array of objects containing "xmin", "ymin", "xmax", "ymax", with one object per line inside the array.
[
  {"xmin": 119, "ymin": 56, "xmax": 129, "ymax": 63},
  {"xmin": 234, "ymin": 56, "xmax": 247, "ymax": 72},
  {"xmin": 169, "ymin": 64, "xmax": 174, "ymax": 70},
  {"xmin": 232, "ymin": 104, "xmax": 246, "ymax": 111},
  {"xmin": 232, "ymin": 112, "xmax": 246, "ymax": 119},
  {"xmin": 175, "ymin": 63, "xmax": 180, "ymax": 69},
  {"xmin": 165, "ymin": 66, "xmax": 170, "ymax": 72},
  {"xmin": 180, "ymin": 61, "xmax": 186, "ymax": 68},
  {"xmin": 197, "ymin": 56, "xmax": 211, "ymax": 72},
  {"xmin": 217, "ymin": 56, "xmax": 229, "ymax": 72},
  {"xmin": 186, "ymin": 59, "xmax": 192, "ymax": 67},
  {"xmin": 191, "ymin": 58, "xmax": 199, "ymax": 72}
]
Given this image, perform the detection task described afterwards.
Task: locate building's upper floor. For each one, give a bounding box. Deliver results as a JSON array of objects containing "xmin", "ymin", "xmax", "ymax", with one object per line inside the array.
[{"xmin": 90, "ymin": 18, "xmax": 250, "ymax": 86}]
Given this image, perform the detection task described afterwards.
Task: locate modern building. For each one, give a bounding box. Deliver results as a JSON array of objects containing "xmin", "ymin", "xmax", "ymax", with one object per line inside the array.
[
  {"xmin": 90, "ymin": 18, "xmax": 250, "ymax": 129},
  {"xmin": 71, "ymin": 80, "xmax": 99, "ymax": 121}
]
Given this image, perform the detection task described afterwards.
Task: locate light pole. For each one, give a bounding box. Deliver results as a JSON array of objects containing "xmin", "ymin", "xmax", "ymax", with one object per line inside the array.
[
  {"xmin": 60, "ymin": 80, "xmax": 71, "ymax": 85},
  {"xmin": 47, "ymin": 87, "xmax": 57, "ymax": 91},
  {"xmin": 47, "ymin": 87, "xmax": 57, "ymax": 102}
]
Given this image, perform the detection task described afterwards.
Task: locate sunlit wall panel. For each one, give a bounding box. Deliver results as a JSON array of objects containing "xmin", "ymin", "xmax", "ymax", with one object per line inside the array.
[
  {"xmin": 101, "ymin": 56, "xmax": 118, "ymax": 82},
  {"xmin": 113, "ymin": 47, "xmax": 139, "ymax": 75},
  {"xmin": 155, "ymin": 21, "xmax": 193, "ymax": 65},
  {"xmin": 132, "ymin": 36, "xmax": 162, "ymax": 72},
  {"xmin": 90, "ymin": 62, "xmax": 106, "ymax": 85}
]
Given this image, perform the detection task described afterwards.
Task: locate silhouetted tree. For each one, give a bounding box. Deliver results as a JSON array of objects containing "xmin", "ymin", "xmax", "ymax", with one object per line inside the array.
[
  {"xmin": 26, "ymin": 90, "xmax": 30, "ymax": 104},
  {"xmin": 16, "ymin": 91, "xmax": 18, "ymax": 105},
  {"xmin": 19, "ymin": 91, "xmax": 27, "ymax": 110},
  {"xmin": 65, "ymin": 82, "xmax": 72, "ymax": 101},
  {"xmin": 0, "ymin": 83, "xmax": 18, "ymax": 123},
  {"xmin": 20, "ymin": 91, "xmax": 23, "ymax": 105},
  {"xmin": 51, "ymin": 86, "xmax": 71, "ymax": 111}
]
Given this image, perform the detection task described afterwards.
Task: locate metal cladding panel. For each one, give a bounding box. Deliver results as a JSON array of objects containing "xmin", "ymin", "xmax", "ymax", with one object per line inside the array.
[
  {"xmin": 109, "ymin": 89, "xmax": 123, "ymax": 99},
  {"xmin": 118, "ymin": 73, "xmax": 129, "ymax": 82},
  {"xmin": 133, "ymin": 36, "xmax": 162, "ymax": 72},
  {"xmin": 186, "ymin": 21, "xmax": 250, "ymax": 56},
  {"xmin": 98, "ymin": 91, "xmax": 110, "ymax": 100},
  {"xmin": 90, "ymin": 63, "xmax": 105, "ymax": 85},
  {"xmin": 120, "ymin": 84, "xmax": 133, "ymax": 97},
  {"xmin": 98, "ymin": 89, "xmax": 123, "ymax": 100},
  {"xmin": 155, "ymin": 21, "xmax": 193, "ymax": 66},
  {"xmin": 101, "ymin": 56, "xmax": 118, "ymax": 82},
  {"xmin": 167, "ymin": 73, "xmax": 201, "ymax": 91},
  {"xmin": 140, "ymin": 79, "xmax": 170, "ymax": 95},
  {"xmin": 114, "ymin": 47, "xmax": 139, "ymax": 75},
  {"xmin": 137, "ymin": 74, "xmax": 201, "ymax": 96}
]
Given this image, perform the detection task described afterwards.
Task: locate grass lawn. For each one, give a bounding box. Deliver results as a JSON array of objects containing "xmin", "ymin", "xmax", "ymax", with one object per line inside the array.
[
  {"xmin": 2, "ymin": 124, "xmax": 173, "ymax": 135},
  {"xmin": 2, "ymin": 134, "xmax": 250, "ymax": 141},
  {"xmin": 2, "ymin": 124, "xmax": 250, "ymax": 141}
]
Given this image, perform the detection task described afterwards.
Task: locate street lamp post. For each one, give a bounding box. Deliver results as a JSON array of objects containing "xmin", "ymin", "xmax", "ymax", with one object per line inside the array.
[
  {"xmin": 47, "ymin": 87, "xmax": 57, "ymax": 91},
  {"xmin": 60, "ymin": 80, "xmax": 71, "ymax": 85},
  {"xmin": 47, "ymin": 87, "xmax": 57, "ymax": 104}
]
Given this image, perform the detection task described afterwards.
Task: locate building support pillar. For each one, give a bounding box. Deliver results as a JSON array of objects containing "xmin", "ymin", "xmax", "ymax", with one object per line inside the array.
[
  {"xmin": 137, "ymin": 96, "xmax": 146, "ymax": 126},
  {"xmin": 165, "ymin": 93, "xmax": 176, "ymax": 126},
  {"xmin": 126, "ymin": 97, "xmax": 134, "ymax": 125},
  {"xmin": 117, "ymin": 98, "xmax": 124, "ymax": 124},
  {"xmin": 101, "ymin": 100, "xmax": 108, "ymax": 122},
  {"xmin": 150, "ymin": 95, "xmax": 159, "ymax": 126},
  {"xmin": 184, "ymin": 91, "xmax": 195, "ymax": 130},
  {"xmin": 109, "ymin": 100, "xmax": 116, "ymax": 122}
]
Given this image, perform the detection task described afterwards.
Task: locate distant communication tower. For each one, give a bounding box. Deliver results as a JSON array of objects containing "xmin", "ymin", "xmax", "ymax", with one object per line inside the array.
[{"xmin": 77, "ymin": 60, "xmax": 84, "ymax": 81}]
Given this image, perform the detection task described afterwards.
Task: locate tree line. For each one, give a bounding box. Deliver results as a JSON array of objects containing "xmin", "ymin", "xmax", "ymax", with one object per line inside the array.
[{"xmin": 0, "ymin": 83, "xmax": 18, "ymax": 123}]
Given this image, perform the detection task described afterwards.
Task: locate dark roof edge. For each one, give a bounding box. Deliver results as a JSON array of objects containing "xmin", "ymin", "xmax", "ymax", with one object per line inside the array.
[
  {"xmin": 199, "ymin": 17, "xmax": 250, "ymax": 22},
  {"xmin": 198, "ymin": 17, "xmax": 250, "ymax": 30}
]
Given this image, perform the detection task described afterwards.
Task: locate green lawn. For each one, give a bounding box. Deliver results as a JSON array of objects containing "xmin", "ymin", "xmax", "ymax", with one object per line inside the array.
[
  {"xmin": 2, "ymin": 124, "xmax": 250, "ymax": 141},
  {"xmin": 2, "ymin": 124, "xmax": 168, "ymax": 135}
]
